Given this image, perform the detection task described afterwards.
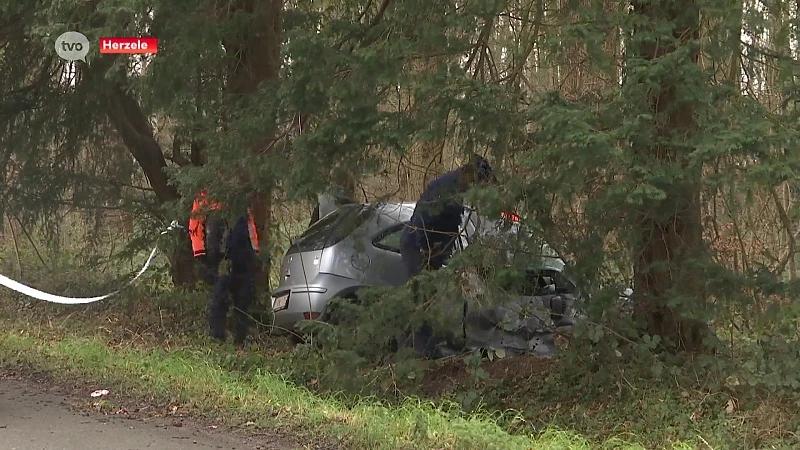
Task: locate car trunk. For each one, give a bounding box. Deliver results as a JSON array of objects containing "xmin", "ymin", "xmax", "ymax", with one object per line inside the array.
[
  {"xmin": 278, "ymin": 249, "xmax": 323, "ymax": 286},
  {"xmin": 281, "ymin": 204, "xmax": 375, "ymax": 286}
]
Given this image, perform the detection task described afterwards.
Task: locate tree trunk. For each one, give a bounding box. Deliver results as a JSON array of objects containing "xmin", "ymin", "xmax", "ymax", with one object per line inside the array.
[
  {"xmin": 629, "ymin": 0, "xmax": 708, "ymax": 351},
  {"xmin": 105, "ymin": 84, "xmax": 177, "ymax": 202},
  {"xmin": 221, "ymin": 0, "xmax": 283, "ymax": 294},
  {"xmin": 104, "ymin": 80, "xmax": 198, "ymax": 288}
]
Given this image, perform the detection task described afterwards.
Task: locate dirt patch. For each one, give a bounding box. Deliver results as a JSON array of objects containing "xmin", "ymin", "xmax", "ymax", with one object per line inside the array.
[{"xmin": 421, "ymin": 354, "xmax": 555, "ymax": 398}]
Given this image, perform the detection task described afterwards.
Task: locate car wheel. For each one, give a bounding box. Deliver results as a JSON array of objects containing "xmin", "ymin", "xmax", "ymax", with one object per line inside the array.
[
  {"xmin": 323, "ymin": 293, "xmax": 360, "ymax": 326},
  {"xmin": 288, "ymin": 330, "xmax": 307, "ymax": 344}
]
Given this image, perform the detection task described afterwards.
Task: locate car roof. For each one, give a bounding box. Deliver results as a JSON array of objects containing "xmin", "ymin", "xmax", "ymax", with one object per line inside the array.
[
  {"xmin": 325, "ymin": 201, "xmax": 567, "ymax": 270},
  {"xmin": 374, "ymin": 201, "xmax": 416, "ymax": 214},
  {"xmin": 338, "ymin": 201, "xmax": 415, "ymax": 223}
]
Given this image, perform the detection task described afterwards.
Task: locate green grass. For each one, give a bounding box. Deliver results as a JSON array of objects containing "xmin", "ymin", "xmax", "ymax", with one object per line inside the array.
[{"xmin": 0, "ymin": 329, "xmax": 653, "ymax": 450}]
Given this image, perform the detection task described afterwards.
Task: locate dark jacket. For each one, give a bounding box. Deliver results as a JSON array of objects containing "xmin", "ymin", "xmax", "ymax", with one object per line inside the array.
[{"xmin": 402, "ymin": 169, "xmax": 468, "ymax": 252}]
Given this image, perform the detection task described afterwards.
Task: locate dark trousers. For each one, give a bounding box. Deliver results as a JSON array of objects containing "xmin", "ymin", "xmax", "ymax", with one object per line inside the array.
[
  {"xmin": 205, "ymin": 219, "xmax": 258, "ymax": 344},
  {"xmin": 399, "ymin": 234, "xmax": 460, "ymax": 359},
  {"xmin": 208, "ymin": 269, "xmax": 256, "ymax": 344},
  {"xmin": 399, "ymin": 236, "xmax": 452, "ymax": 278},
  {"xmin": 198, "ymin": 255, "xmax": 219, "ymax": 287}
]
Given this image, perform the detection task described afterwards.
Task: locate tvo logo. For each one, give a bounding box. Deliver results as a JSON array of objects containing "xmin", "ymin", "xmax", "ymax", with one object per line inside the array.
[{"xmin": 55, "ymin": 31, "xmax": 90, "ymax": 62}]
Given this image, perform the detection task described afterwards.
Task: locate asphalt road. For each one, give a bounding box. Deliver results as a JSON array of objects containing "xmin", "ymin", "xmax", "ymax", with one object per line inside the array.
[{"xmin": 0, "ymin": 377, "xmax": 295, "ymax": 450}]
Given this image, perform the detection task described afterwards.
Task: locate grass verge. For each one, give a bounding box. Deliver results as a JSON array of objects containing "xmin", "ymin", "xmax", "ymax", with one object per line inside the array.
[
  {"xmin": 0, "ymin": 246, "xmax": 794, "ymax": 450},
  {"xmin": 0, "ymin": 328, "xmax": 661, "ymax": 450}
]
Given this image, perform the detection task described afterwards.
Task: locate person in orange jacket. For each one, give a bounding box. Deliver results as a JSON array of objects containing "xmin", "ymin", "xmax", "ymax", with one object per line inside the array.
[{"xmin": 189, "ymin": 190, "xmax": 260, "ymax": 344}]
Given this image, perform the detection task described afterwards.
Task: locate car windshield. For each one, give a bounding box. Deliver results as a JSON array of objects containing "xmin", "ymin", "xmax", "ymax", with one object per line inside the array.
[{"xmin": 291, "ymin": 204, "xmax": 375, "ymax": 252}]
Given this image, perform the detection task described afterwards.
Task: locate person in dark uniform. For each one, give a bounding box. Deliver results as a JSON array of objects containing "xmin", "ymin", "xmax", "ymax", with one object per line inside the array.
[
  {"xmin": 399, "ymin": 155, "xmax": 496, "ymax": 358},
  {"xmin": 189, "ymin": 190, "xmax": 260, "ymax": 344}
]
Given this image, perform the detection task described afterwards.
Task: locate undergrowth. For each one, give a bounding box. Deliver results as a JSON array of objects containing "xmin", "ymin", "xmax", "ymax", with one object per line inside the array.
[{"xmin": 0, "ymin": 284, "xmax": 798, "ymax": 449}]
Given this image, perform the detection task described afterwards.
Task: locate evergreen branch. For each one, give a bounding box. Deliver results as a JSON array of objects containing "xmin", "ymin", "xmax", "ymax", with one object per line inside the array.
[{"xmin": 336, "ymin": 0, "xmax": 394, "ymax": 51}]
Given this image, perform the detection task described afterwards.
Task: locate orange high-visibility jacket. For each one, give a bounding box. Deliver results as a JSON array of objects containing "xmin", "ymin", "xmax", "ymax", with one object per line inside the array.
[
  {"xmin": 189, "ymin": 190, "xmax": 259, "ymax": 258},
  {"xmin": 500, "ymin": 211, "xmax": 520, "ymax": 223}
]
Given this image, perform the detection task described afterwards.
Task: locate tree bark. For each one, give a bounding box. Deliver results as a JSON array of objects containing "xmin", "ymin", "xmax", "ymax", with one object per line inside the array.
[
  {"xmin": 103, "ymin": 80, "xmax": 197, "ymax": 287},
  {"xmin": 221, "ymin": 0, "xmax": 283, "ymax": 293},
  {"xmin": 629, "ymin": 0, "xmax": 708, "ymax": 351},
  {"xmin": 105, "ymin": 84, "xmax": 177, "ymax": 202}
]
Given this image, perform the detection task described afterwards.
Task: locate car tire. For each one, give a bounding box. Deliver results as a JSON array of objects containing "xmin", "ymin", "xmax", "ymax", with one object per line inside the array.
[
  {"xmin": 288, "ymin": 330, "xmax": 307, "ymax": 344},
  {"xmin": 332, "ymin": 292, "xmax": 359, "ymax": 325},
  {"xmin": 323, "ymin": 293, "xmax": 360, "ymax": 326}
]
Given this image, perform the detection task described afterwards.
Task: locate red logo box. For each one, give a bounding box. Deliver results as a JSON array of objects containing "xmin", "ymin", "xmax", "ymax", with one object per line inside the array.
[{"xmin": 99, "ymin": 37, "xmax": 158, "ymax": 54}]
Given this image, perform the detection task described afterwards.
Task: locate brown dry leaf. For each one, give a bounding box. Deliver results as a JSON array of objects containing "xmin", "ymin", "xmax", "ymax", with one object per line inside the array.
[{"xmin": 725, "ymin": 399, "xmax": 737, "ymax": 414}]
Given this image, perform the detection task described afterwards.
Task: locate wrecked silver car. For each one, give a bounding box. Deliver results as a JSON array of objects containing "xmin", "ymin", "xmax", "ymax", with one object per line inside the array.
[{"xmin": 270, "ymin": 202, "xmax": 580, "ymax": 358}]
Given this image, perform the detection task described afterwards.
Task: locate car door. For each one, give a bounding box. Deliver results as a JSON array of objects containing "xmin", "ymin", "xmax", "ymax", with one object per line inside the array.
[
  {"xmin": 456, "ymin": 208, "xmax": 480, "ymax": 253},
  {"xmin": 368, "ymin": 223, "xmax": 410, "ymax": 286}
]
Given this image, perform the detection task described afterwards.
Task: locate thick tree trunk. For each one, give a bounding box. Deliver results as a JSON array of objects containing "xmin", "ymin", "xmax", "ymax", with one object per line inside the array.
[
  {"xmin": 105, "ymin": 84, "xmax": 177, "ymax": 202},
  {"xmin": 221, "ymin": 0, "xmax": 283, "ymax": 294},
  {"xmin": 629, "ymin": 0, "xmax": 708, "ymax": 351},
  {"xmin": 104, "ymin": 81, "xmax": 197, "ymax": 288}
]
